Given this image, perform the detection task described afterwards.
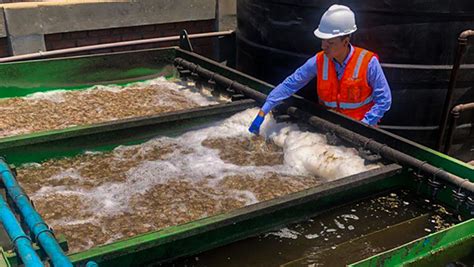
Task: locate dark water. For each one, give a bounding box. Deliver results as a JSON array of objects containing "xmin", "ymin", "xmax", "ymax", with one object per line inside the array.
[{"xmin": 159, "ymin": 189, "xmax": 463, "ymax": 267}]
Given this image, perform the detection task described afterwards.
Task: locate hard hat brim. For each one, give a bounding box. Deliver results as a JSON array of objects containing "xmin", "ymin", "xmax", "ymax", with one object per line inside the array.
[{"xmin": 313, "ymin": 28, "xmax": 356, "ymax": 40}]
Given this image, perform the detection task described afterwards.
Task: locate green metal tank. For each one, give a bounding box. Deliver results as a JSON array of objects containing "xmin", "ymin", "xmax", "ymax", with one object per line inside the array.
[{"xmin": 0, "ymin": 47, "xmax": 471, "ymax": 266}]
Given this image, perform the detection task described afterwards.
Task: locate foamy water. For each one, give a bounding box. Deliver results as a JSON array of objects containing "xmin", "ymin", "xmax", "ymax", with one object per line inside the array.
[
  {"xmin": 31, "ymin": 108, "xmax": 376, "ymax": 211},
  {"xmin": 20, "ymin": 108, "xmax": 379, "ymax": 251},
  {"xmin": 25, "ymin": 77, "xmax": 223, "ymax": 106},
  {"xmin": 1, "ymin": 77, "xmax": 226, "ymax": 138}
]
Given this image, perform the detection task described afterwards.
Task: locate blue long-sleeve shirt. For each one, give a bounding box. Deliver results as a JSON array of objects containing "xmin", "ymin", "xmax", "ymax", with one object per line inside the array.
[{"xmin": 261, "ymin": 45, "xmax": 392, "ymax": 125}]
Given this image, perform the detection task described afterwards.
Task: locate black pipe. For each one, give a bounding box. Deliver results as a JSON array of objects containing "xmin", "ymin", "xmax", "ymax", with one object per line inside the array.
[
  {"xmin": 174, "ymin": 58, "xmax": 474, "ymax": 194},
  {"xmin": 444, "ymin": 102, "xmax": 474, "ymax": 155},
  {"xmin": 175, "ymin": 58, "xmax": 268, "ymax": 102},
  {"xmin": 437, "ymin": 29, "xmax": 474, "ymax": 151},
  {"xmin": 285, "ymin": 106, "xmax": 474, "ymax": 194},
  {"xmin": 0, "ymin": 31, "xmax": 234, "ymax": 63}
]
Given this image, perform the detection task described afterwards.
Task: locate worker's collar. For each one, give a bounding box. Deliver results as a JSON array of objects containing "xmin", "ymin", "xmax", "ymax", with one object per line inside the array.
[{"xmin": 332, "ymin": 44, "xmax": 354, "ymax": 67}]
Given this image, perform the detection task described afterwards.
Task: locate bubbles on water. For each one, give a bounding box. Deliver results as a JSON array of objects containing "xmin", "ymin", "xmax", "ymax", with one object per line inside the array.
[
  {"xmin": 0, "ymin": 77, "xmax": 226, "ymax": 138},
  {"xmin": 334, "ymin": 219, "xmax": 345, "ymax": 229},
  {"xmin": 305, "ymin": 233, "xmax": 320, "ymax": 239},
  {"xmin": 256, "ymin": 110, "xmax": 379, "ymax": 179},
  {"xmin": 341, "ymin": 214, "xmax": 359, "ymax": 221},
  {"xmin": 19, "ymin": 108, "xmax": 380, "ymax": 252},
  {"xmin": 26, "ymin": 90, "xmax": 68, "ymax": 103},
  {"xmin": 265, "ymin": 228, "xmax": 301, "ymax": 239}
]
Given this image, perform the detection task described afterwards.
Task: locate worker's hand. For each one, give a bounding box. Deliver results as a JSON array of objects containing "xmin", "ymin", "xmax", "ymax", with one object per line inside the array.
[{"xmin": 249, "ymin": 110, "xmax": 265, "ymax": 135}]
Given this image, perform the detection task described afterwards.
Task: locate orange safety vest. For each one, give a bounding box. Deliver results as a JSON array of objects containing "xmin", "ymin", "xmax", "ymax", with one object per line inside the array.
[{"xmin": 316, "ymin": 47, "xmax": 375, "ymax": 121}]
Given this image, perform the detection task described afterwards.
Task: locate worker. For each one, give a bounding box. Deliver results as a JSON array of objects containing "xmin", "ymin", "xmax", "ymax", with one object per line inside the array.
[{"xmin": 249, "ymin": 4, "xmax": 392, "ymax": 135}]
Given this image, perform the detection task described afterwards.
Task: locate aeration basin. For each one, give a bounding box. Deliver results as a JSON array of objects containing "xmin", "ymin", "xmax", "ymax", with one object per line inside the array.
[{"xmin": 0, "ymin": 47, "xmax": 471, "ymax": 267}]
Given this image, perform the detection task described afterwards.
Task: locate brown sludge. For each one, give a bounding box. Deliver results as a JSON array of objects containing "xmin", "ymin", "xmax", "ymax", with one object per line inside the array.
[
  {"xmin": 18, "ymin": 136, "xmax": 319, "ymax": 253},
  {"xmin": 0, "ymin": 81, "xmax": 201, "ymax": 137}
]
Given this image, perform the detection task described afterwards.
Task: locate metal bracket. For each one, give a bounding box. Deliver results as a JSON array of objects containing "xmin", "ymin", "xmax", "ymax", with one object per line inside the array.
[
  {"xmin": 179, "ymin": 30, "xmax": 194, "ymax": 52},
  {"xmin": 357, "ymin": 148, "xmax": 382, "ymax": 164}
]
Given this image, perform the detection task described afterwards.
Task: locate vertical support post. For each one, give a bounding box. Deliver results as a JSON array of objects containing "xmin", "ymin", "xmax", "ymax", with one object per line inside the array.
[
  {"xmin": 213, "ymin": 0, "xmax": 221, "ymax": 60},
  {"xmin": 179, "ymin": 30, "xmax": 194, "ymax": 52},
  {"xmin": 437, "ymin": 30, "xmax": 474, "ymax": 151}
]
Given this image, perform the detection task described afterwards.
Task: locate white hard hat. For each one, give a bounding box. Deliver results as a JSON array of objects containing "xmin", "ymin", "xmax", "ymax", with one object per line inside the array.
[{"xmin": 313, "ymin": 4, "xmax": 357, "ymax": 39}]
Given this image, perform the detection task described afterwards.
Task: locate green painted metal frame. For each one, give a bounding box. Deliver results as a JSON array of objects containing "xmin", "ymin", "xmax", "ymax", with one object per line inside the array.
[
  {"xmin": 349, "ymin": 218, "xmax": 474, "ymax": 267},
  {"xmin": 0, "ymin": 248, "xmax": 11, "ymax": 267},
  {"xmin": 0, "ymin": 46, "xmax": 470, "ymax": 178},
  {"xmin": 0, "ymin": 100, "xmax": 256, "ymax": 165},
  {"xmin": 174, "ymin": 49, "xmax": 473, "ymax": 179},
  {"xmin": 0, "ymin": 47, "xmax": 177, "ymax": 98},
  {"xmin": 67, "ymin": 164, "xmax": 403, "ymax": 266},
  {"xmin": 174, "ymin": 48, "xmax": 473, "ymax": 215},
  {"xmin": 3, "ymin": 235, "xmax": 69, "ymax": 267},
  {"xmin": 0, "ymin": 47, "xmax": 470, "ymax": 265}
]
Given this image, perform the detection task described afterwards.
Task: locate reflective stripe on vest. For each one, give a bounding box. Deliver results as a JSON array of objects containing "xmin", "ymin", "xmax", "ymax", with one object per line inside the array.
[
  {"xmin": 322, "ymin": 49, "xmax": 368, "ymax": 80},
  {"xmin": 320, "ymin": 49, "xmax": 373, "ymax": 109},
  {"xmin": 322, "ymin": 95, "xmax": 373, "ymax": 109},
  {"xmin": 352, "ymin": 50, "xmax": 368, "ymax": 79},
  {"xmin": 322, "ymin": 54, "xmax": 329, "ymax": 80}
]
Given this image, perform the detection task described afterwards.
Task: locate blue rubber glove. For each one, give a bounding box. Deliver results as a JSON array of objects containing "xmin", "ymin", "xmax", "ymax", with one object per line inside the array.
[{"xmin": 249, "ymin": 111, "xmax": 265, "ymax": 135}]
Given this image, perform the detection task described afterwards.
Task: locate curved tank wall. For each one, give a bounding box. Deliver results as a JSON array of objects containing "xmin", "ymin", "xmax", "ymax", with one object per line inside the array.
[{"xmin": 236, "ymin": 0, "xmax": 474, "ymax": 150}]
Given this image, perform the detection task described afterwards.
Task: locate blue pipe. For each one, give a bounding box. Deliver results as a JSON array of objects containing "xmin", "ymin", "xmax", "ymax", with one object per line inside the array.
[
  {"xmin": 86, "ymin": 261, "xmax": 99, "ymax": 267},
  {"xmin": 0, "ymin": 197, "xmax": 43, "ymax": 266},
  {"xmin": 0, "ymin": 160, "xmax": 72, "ymax": 267}
]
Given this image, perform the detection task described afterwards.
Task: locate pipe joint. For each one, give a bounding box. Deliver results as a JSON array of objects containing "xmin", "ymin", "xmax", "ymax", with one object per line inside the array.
[
  {"xmin": 11, "ymin": 234, "xmax": 31, "ymax": 244},
  {"xmin": 32, "ymin": 222, "xmax": 53, "ymax": 239},
  {"xmin": 35, "ymin": 229, "xmax": 55, "ymax": 245},
  {"xmin": 12, "ymin": 191, "xmax": 28, "ymax": 203}
]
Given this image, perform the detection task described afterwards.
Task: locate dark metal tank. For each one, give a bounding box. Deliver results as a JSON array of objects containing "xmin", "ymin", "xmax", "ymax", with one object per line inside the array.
[{"xmin": 236, "ymin": 0, "xmax": 474, "ymax": 156}]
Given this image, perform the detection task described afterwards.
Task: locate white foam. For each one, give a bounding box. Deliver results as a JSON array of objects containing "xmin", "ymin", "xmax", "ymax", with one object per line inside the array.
[
  {"xmin": 25, "ymin": 90, "xmax": 68, "ymax": 103},
  {"xmin": 334, "ymin": 219, "xmax": 345, "ymax": 229},
  {"xmin": 23, "ymin": 77, "xmax": 222, "ymax": 107},
  {"xmin": 21, "ymin": 162, "xmax": 42, "ymax": 168},
  {"xmin": 305, "ymin": 233, "xmax": 319, "ymax": 239},
  {"xmin": 341, "ymin": 214, "xmax": 359, "ymax": 221},
  {"xmin": 29, "ymin": 108, "xmax": 379, "ymax": 220},
  {"xmin": 134, "ymin": 77, "xmax": 222, "ymax": 106},
  {"xmin": 229, "ymin": 190, "xmax": 259, "ymax": 206},
  {"xmin": 49, "ymin": 168, "xmax": 83, "ymax": 181},
  {"xmin": 265, "ymin": 227, "xmax": 301, "ymax": 239},
  {"xmin": 49, "ymin": 218, "xmax": 98, "ymax": 226}
]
